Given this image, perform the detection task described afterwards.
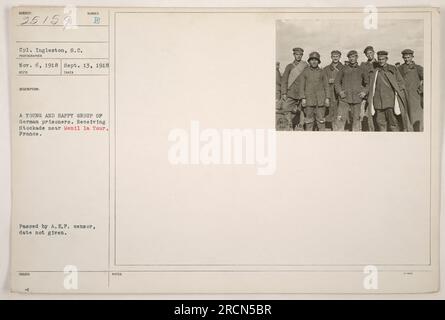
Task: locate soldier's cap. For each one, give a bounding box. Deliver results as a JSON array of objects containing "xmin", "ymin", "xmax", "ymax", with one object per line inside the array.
[
  {"xmin": 292, "ymin": 47, "xmax": 304, "ymax": 53},
  {"xmin": 377, "ymin": 50, "xmax": 389, "ymax": 56},
  {"xmin": 347, "ymin": 50, "xmax": 358, "ymax": 57},
  {"xmin": 401, "ymin": 49, "xmax": 414, "ymax": 55},
  {"xmin": 363, "ymin": 46, "xmax": 374, "ymax": 54},
  {"xmin": 307, "ymin": 51, "xmax": 321, "ymax": 62},
  {"xmin": 331, "ymin": 50, "xmax": 341, "ymax": 56}
]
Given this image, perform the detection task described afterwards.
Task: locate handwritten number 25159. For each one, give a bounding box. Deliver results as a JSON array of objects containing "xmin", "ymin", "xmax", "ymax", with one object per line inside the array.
[{"xmin": 20, "ymin": 15, "xmax": 60, "ymax": 25}]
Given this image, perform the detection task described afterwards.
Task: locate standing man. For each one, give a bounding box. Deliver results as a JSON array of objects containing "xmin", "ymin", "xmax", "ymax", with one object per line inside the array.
[
  {"xmin": 275, "ymin": 62, "xmax": 286, "ymax": 129},
  {"xmin": 360, "ymin": 46, "xmax": 378, "ymax": 130},
  {"xmin": 398, "ymin": 49, "xmax": 424, "ymax": 131},
  {"xmin": 280, "ymin": 47, "xmax": 308, "ymax": 130},
  {"xmin": 323, "ymin": 50, "xmax": 344, "ymax": 130},
  {"xmin": 276, "ymin": 62, "xmax": 282, "ymax": 101},
  {"xmin": 299, "ymin": 52, "xmax": 330, "ymax": 131},
  {"xmin": 334, "ymin": 50, "xmax": 369, "ymax": 131},
  {"xmin": 367, "ymin": 51, "xmax": 412, "ymax": 132}
]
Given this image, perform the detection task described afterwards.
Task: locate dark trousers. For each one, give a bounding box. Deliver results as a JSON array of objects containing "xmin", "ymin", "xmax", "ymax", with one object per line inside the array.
[
  {"xmin": 303, "ymin": 105, "xmax": 326, "ymax": 131},
  {"xmin": 375, "ymin": 108, "xmax": 399, "ymax": 131},
  {"xmin": 327, "ymin": 99, "xmax": 339, "ymax": 131},
  {"xmin": 281, "ymin": 97, "xmax": 304, "ymax": 131},
  {"xmin": 336, "ymin": 101, "xmax": 361, "ymax": 131}
]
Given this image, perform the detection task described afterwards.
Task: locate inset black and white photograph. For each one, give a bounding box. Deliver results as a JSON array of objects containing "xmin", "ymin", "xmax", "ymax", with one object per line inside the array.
[{"xmin": 276, "ymin": 19, "xmax": 424, "ymax": 132}]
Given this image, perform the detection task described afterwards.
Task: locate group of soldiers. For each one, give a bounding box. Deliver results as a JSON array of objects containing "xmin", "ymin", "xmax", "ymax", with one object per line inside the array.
[{"xmin": 276, "ymin": 46, "xmax": 424, "ymax": 131}]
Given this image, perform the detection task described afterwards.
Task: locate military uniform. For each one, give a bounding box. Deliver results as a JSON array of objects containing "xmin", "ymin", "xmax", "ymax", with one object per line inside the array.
[
  {"xmin": 280, "ymin": 47, "xmax": 308, "ymax": 130},
  {"xmin": 359, "ymin": 46, "xmax": 378, "ymax": 131},
  {"xmin": 360, "ymin": 59, "xmax": 378, "ymax": 75},
  {"xmin": 323, "ymin": 52, "xmax": 344, "ymax": 130},
  {"xmin": 368, "ymin": 51, "xmax": 411, "ymax": 132},
  {"xmin": 398, "ymin": 49, "xmax": 423, "ymax": 131},
  {"xmin": 334, "ymin": 50, "xmax": 369, "ymax": 131},
  {"xmin": 299, "ymin": 52, "xmax": 330, "ymax": 131},
  {"xmin": 275, "ymin": 64, "xmax": 286, "ymax": 129}
]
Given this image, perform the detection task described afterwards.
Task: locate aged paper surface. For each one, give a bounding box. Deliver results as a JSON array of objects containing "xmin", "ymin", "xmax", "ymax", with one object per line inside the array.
[{"xmin": 10, "ymin": 6, "xmax": 440, "ymax": 293}]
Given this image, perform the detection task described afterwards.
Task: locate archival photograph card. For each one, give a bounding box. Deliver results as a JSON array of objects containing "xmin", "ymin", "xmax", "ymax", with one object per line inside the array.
[{"xmin": 9, "ymin": 6, "xmax": 440, "ymax": 293}]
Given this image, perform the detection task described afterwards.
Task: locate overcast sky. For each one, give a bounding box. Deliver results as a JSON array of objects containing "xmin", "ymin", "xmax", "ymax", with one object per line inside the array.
[{"xmin": 276, "ymin": 19, "xmax": 424, "ymax": 71}]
